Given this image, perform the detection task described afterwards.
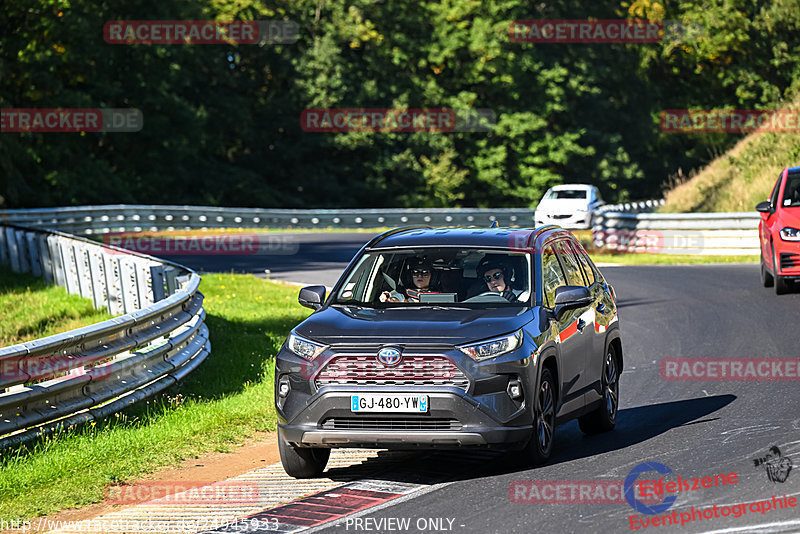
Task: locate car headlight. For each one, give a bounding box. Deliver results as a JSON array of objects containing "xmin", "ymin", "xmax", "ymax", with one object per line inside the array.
[
  {"xmin": 286, "ymin": 332, "xmax": 327, "ymax": 360},
  {"xmin": 458, "ymin": 330, "xmax": 523, "ymax": 361},
  {"xmin": 780, "ymin": 227, "xmax": 800, "ymax": 241}
]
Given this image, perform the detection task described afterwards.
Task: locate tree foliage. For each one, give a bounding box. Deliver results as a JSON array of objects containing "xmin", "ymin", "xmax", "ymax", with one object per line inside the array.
[{"xmin": 1, "ymin": 0, "xmax": 799, "ymax": 208}]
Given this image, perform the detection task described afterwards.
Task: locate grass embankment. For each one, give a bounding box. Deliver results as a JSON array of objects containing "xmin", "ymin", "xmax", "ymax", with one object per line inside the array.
[
  {"xmin": 661, "ymin": 130, "xmax": 800, "ymax": 213},
  {"xmin": 0, "ymin": 273, "xmax": 311, "ymax": 522},
  {"xmin": 0, "ymin": 267, "xmax": 111, "ymax": 347}
]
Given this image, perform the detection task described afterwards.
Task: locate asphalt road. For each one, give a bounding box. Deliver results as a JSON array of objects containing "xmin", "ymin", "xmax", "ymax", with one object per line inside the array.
[
  {"xmin": 151, "ymin": 234, "xmax": 800, "ymax": 534},
  {"xmin": 156, "ymin": 232, "xmax": 378, "ymax": 286}
]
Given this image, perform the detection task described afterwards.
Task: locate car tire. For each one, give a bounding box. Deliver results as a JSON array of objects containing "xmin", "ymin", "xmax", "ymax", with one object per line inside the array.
[
  {"xmin": 278, "ymin": 432, "xmax": 330, "ymax": 479},
  {"xmin": 578, "ymin": 344, "xmax": 619, "ymax": 435},
  {"xmin": 761, "ymin": 252, "xmax": 774, "ymax": 287},
  {"xmin": 773, "ymin": 247, "xmax": 790, "ymax": 295},
  {"xmin": 524, "ymin": 367, "xmax": 556, "ymax": 465}
]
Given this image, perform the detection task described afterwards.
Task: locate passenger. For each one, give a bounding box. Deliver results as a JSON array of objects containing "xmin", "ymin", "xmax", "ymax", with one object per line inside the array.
[
  {"xmin": 477, "ymin": 257, "xmax": 520, "ymax": 302},
  {"xmin": 380, "ymin": 257, "xmax": 439, "ymax": 302}
]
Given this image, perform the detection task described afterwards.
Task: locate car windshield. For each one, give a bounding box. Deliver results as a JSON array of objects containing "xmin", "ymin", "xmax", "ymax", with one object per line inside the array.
[
  {"xmin": 782, "ymin": 174, "xmax": 800, "ymax": 207},
  {"xmin": 544, "ymin": 189, "xmax": 588, "ymax": 200},
  {"xmin": 332, "ymin": 247, "xmax": 531, "ymax": 308}
]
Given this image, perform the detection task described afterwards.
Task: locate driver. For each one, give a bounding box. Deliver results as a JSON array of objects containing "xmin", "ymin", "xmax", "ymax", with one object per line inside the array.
[
  {"xmin": 380, "ymin": 257, "xmax": 440, "ymax": 302},
  {"xmin": 477, "ymin": 257, "xmax": 520, "ymax": 302}
]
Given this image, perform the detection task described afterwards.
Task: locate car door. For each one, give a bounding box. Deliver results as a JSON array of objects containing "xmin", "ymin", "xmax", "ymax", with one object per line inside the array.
[
  {"xmin": 573, "ymin": 243, "xmax": 613, "ymax": 406},
  {"xmin": 553, "ymin": 240, "xmax": 595, "ymax": 396},
  {"xmin": 541, "ymin": 241, "xmax": 586, "ymax": 417},
  {"xmin": 762, "ymin": 171, "xmax": 784, "ymax": 264}
]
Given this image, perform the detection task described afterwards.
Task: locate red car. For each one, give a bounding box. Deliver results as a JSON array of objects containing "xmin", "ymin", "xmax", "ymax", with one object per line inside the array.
[{"xmin": 757, "ymin": 167, "xmax": 800, "ymax": 294}]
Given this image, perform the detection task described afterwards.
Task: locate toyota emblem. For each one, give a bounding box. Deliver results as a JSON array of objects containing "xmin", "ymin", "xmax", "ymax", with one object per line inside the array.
[{"xmin": 377, "ymin": 347, "xmax": 402, "ymax": 366}]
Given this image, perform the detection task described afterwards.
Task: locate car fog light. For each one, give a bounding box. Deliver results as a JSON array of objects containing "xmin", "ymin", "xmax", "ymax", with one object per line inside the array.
[
  {"xmin": 278, "ymin": 377, "xmax": 290, "ymax": 398},
  {"xmin": 507, "ymin": 379, "xmax": 523, "ymax": 400}
]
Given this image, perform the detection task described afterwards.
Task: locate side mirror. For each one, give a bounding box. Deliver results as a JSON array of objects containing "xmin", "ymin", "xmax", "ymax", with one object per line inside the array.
[
  {"xmin": 553, "ymin": 285, "xmax": 592, "ymax": 321},
  {"xmin": 755, "ymin": 201, "xmax": 773, "ymax": 214},
  {"xmin": 299, "ymin": 285, "xmax": 326, "ymax": 310}
]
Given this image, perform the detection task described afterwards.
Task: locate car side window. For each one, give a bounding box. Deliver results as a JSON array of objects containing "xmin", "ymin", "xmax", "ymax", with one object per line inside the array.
[
  {"xmin": 555, "ymin": 240, "xmax": 586, "ymax": 287},
  {"xmin": 770, "ymin": 173, "xmax": 783, "ymax": 208},
  {"xmin": 782, "ymin": 173, "xmax": 800, "ymax": 207},
  {"xmin": 576, "ymin": 249, "xmax": 596, "ymax": 286},
  {"xmin": 541, "ymin": 244, "xmax": 566, "ymax": 308}
]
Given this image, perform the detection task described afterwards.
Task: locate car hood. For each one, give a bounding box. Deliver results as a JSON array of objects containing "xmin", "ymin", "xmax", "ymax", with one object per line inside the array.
[
  {"xmin": 296, "ymin": 305, "xmax": 536, "ymax": 345},
  {"xmin": 535, "ymin": 198, "xmax": 590, "ymax": 213},
  {"xmin": 779, "ymin": 206, "xmax": 800, "ymax": 228}
]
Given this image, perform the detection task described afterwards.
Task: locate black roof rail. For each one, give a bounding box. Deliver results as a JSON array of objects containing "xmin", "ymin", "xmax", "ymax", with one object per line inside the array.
[
  {"xmin": 529, "ymin": 224, "xmax": 564, "ymax": 248},
  {"xmin": 365, "ymin": 225, "xmax": 432, "ymax": 249}
]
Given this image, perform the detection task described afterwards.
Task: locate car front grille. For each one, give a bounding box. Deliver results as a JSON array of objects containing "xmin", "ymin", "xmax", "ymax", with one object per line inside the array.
[
  {"xmin": 320, "ymin": 417, "xmax": 462, "ymax": 431},
  {"xmin": 780, "ymin": 253, "xmax": 800, "ymax": 270},
  {"xmin": 315, "ymin": 355, "xmax": 469, "ymax": 391},
  {"xmin": 552, "ymin": 214, "xmax": 571, "ymax": 219}
]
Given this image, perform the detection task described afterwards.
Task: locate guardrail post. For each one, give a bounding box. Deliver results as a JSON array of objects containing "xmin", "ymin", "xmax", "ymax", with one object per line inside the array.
[
  {"xmin": 7, "ymin": 227, "xmax": 21, "ymax": 273},
  {"xmin": 165, "ymin": 267, "xmax": 178, "ymax": 295},
  {"xmin": 119, "ymin": 257, "xmax": 138, "ymax": 313},
  {"xmin": 137, "ymin": 262, "xmax": 154, "ymax": 308},
  {"xmin": 0, "ymin": 227, "xmax": 7, "ymax": 266},
  {"xmin": 25, "ymin": 233, "xmax": 41, "ymax": 277},
  {"xmin": 48, "ymin": 235, "xmax": 66, "ymax": 288},
  {"xmin": 61, "ymin": 240, "xmax": 81, "ymax": 295},
  {"xmin": 150, "ymin": 265, "xmax": 166, "ymax": 302},
  {"xmin": 74, "ymin": 244, "xmax": 93, "ymax": 299},
  {"xmin": 88, "ymin": 248, "xmax": 107, "ymax": 310},
  {"xmin": 14, "ymin": 230, "xmax": 30, "ymax": 273},
  {"xmin": 103, "ymin": 253, "xmax": 124, "ymax": 315},
  {"xmin": 37, "ymin": 234, "xmax": 54, "ymax": 284}
]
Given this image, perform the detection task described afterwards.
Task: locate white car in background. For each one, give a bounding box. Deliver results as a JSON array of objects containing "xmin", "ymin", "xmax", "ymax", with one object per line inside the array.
[{"xmin": 534, "ymin": 184, "xmax": 604, "ymax": 229}]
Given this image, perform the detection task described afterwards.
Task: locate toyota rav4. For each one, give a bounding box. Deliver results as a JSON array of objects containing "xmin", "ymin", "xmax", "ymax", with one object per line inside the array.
[{"xmin": 274, "ymin": 225, "xmax": 622, "ymax": 478}]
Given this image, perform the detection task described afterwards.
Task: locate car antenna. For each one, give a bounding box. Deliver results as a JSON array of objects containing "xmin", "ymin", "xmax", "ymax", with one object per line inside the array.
[{"xmin": 490, "ymin": 220, "xmax": 499, "ymax": 228}]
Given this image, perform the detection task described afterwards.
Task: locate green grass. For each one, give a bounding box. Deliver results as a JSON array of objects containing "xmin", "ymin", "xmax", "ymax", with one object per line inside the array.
[
  {"xmin": 0, "ymin": 273, "xmax": 311, "ymax": 522},
  {"xmin": 0, "ymin": 267, "xmax": 111, "ymax": 347},
  {"xmin": 660, "ymin": 121, "xmax": 800, "ymax": 213}
]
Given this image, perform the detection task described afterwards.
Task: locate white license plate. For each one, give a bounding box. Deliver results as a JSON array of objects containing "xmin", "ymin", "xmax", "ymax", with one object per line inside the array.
[{"xmin": 350, "ymin": 394, "xmax": 429, "ymax": 413}]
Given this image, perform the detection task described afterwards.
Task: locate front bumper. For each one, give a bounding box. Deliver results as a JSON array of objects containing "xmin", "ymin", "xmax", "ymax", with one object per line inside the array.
[
  {"xmin": 277, "ymin": 388, "xmax": 532, "ymax": 448},
  {"xmin": 275, "ymin": 345, "xmax": 537, "ymax": 449},
  {"xmin": 774, "ymin": 240, "xmax": 800, "ymax": 277},
  {"xmin": 535, "ymin": 212, "xmax": 591, "ymax": 230}
]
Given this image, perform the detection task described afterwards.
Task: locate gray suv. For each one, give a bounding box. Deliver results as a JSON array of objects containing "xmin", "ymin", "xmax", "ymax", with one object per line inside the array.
[{"xmin": 274, "ymin": 226, "xmax": 622, "ymax": 478}]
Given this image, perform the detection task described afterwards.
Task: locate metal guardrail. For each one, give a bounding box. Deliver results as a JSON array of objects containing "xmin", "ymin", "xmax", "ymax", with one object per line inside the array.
[
  {"xmin": 0, "ymin": 205, "xmax": 539, "ymax": 232},
  {"xmin": 0, "ymin": 202, "xmax": 666, "ymax": 234},
  {"xmin": 597, "ymin": 199, "xmax": 665, "ymax": 214},
  {"xmin": 593, "ymin": 211, "xmax": 761, "ymax": 255},
  {"xmin": 0, "ymin": 223, "xmax": 209, "ymax": 448}
]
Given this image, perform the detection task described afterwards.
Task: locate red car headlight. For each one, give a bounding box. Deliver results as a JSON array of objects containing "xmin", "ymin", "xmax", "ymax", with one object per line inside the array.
[{"xmin": 779, "ymin": 227, "xmax": 800, "ymax": 241}]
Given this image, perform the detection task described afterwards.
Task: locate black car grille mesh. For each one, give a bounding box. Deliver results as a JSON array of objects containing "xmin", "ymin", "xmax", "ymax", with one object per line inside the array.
[
  {"xmin": 320, "ymin": 417, "xmax": 462, "ymax": 431},
  {"xmin": 780, "ymin": 253, "xmax": 800, "ymax": 269},
  {"xmin": 315, "ymin": 355, "xmax": 469, "ymax": 391}
]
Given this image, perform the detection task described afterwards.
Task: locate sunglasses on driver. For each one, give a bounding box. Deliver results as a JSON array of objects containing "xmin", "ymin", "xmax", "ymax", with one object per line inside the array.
[{"xmin": 483, "ymin": 272, "xmax": 504, "ymax": 283}]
